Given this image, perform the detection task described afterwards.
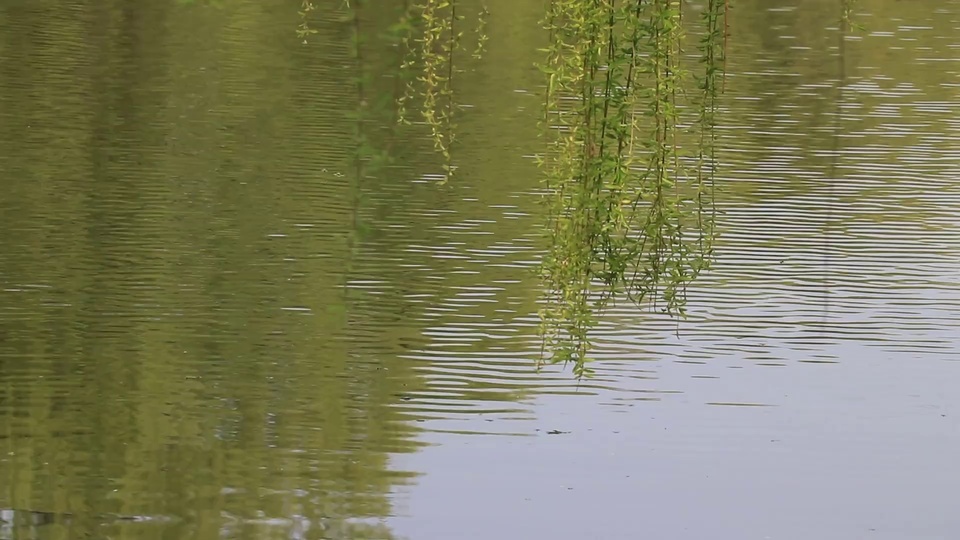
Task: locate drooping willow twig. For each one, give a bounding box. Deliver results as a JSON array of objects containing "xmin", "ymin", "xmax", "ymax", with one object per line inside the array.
[
  {"xmin": 537, "ymin": 0, "xmax": 725, "ymax": 376},
  {"xmin": 396, "ymin": 0, "xmax": 488, "ymax": 181}
]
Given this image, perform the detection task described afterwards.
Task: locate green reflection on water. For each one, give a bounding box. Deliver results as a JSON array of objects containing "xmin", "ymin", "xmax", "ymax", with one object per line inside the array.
[{"xmin": 1, "ymin": 0, "xmax": 958, "ymax": 538}]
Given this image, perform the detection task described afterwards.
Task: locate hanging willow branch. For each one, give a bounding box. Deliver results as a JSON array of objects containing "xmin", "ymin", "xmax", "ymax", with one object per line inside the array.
[
  {"xmin": 841, "ymin": 0, "xmax": 855, "ymax": 28},
  {"xmin": 396, "ymin": 1, "xmax": 488, "ymax": 180},
  {"xmin": 296, "ymin": 0, "xmax": 319, "ymax": 43},
  {"xmin": 537, "ymin": 0, "xmax": 725, "ymax": 376},
  {"xmin": 394, "ymin": 1, "xmax": 458, "ymax": 179},
  {"xmin": 694, "ymin": 0, "xmax": 726, "ymax": 271}
]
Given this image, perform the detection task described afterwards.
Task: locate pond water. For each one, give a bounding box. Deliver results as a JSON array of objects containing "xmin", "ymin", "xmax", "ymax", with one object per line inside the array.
[{"xmin": 1, "ymin": 0, "xmax": 958, "ymax": 539}]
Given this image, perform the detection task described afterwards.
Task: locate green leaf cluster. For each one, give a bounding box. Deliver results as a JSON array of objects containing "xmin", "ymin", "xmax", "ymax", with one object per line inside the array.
[{"xmin": 536, "ymin": 0, "xmax": 727, "ymax": 376}]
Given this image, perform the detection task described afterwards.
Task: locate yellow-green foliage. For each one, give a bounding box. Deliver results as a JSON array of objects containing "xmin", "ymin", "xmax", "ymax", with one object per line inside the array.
[
  {"xmin": 841, "ymin": 0, "xmax": 862, "ymax": 31},
  {"xmin": 297, "ymin": 0, "xmax": 319, "ymax": 43},
  {"xmin": 537, "ymin": 0, "xmax": 726, "ymax": 376},
  {"xmin": 395, "ymin": 1, "xmax": 489, "ymax": 179},
  {"xmin": 842, "ymin": 0, "xmax": 855, "ymax": 27},
  {"xmin": 396, "ymin": 1, "xmax": 467, "ymax": 179}
]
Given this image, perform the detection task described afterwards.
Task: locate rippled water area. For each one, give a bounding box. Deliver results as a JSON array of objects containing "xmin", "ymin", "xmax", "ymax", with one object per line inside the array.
[{"xmin": 1, "ymin": 0, "xmax": 959, "ymax": 539}]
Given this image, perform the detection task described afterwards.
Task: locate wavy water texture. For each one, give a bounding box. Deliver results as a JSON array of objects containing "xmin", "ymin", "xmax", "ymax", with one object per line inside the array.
[{"xmin": 0, "ymin": 1, "xmax": 958, "ymax": 539}]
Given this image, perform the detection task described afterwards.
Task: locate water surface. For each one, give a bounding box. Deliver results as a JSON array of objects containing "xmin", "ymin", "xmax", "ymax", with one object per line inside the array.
[{"xmin": 1, "ymin": 1, "xmax": 959, "ymax": 539}]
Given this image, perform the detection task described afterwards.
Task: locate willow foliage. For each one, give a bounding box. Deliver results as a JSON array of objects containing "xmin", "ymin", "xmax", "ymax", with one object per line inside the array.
[
  {"xmin": 536, "ymin": 0, "xmax": 726, "ymax": 376},
  {"xmin": 397, "ymin": 1, "xmax": 489, "ymax": 179},
  {"xmin": 283, "ymin": 0, "xmax": 872, "ymax": 376}
]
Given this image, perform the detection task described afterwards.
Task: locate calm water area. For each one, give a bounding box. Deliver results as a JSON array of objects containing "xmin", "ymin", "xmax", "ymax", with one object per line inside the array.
[{"xmin": 1, "ymin": 0, "xmax": 959, "ymax": 539}]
